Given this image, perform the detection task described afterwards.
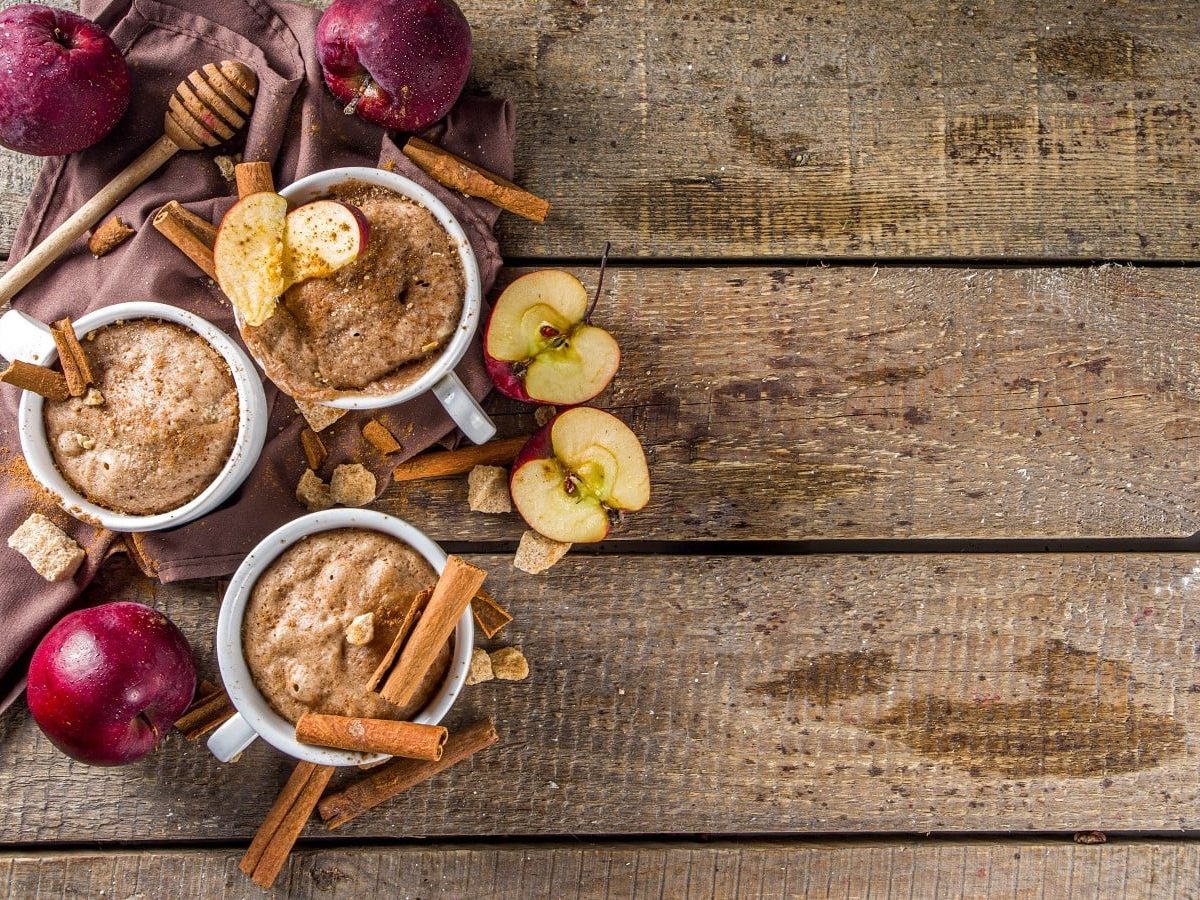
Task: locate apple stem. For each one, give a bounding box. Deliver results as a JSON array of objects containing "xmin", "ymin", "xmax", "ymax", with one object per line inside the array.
[
  {"xmin": 585, "ymin": 241, "xmax": 612, "ymax": 323},
  {"xmin": 137, "ymin": 712, "xmax": 160, "ymax": 741},
  {"xmin": 344, "ymin": 75, "xmax": 375, "ymax": 117}
]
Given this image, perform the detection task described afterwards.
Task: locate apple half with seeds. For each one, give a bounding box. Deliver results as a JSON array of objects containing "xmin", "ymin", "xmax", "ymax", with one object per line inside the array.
[
  {"xmin": 214, "ymin": 196, "xmax": 369, "ymax": 327},
  {"xmin": 484, "ymin": 270, "xmax": 620, "ymax": 406},
  {"xmin": 510, "ymin": 407, "xmax": 650, "ymax": 543}
]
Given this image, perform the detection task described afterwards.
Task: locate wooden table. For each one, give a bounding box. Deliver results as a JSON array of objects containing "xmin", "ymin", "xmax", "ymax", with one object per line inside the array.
[{"xmin": 4, "ymin": 1, "xmax": 1200, "ymax": 896}]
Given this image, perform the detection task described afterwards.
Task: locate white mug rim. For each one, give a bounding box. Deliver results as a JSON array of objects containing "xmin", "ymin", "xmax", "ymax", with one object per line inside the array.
[
  {"xmin": 15, "ymin": 301, "xmax": 267, "ymax": 533},
  {"xmin": 256, "ymin": 166, "xmax": 484, "ymax": 411},
  {"xmin": 214, "ymin": 508, "xmax": 474, "ymax": 767}
]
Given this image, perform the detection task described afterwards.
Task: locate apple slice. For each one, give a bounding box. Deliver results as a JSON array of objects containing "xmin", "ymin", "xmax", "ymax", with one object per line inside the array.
[
  {"xmin": 484, "ymin": 270, "xmax": 621, "ymax": 406},
  {"xmin": 510, "ymin": 407, "xmax": 650, "ymax": 543},
  {"xmin": 283, "ymin": 200, "xmax": 370, "ymax": 284},
  {"xmin": 214, "ymin": 192, "xmax": 288, "ymax": 327}
]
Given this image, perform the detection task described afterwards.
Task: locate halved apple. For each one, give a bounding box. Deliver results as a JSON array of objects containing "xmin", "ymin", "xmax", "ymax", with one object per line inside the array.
[
  {"xmin": 213, "ymin": 192, "xmax": 288, "ymax": 327},
  {"xmin": 510, "ymin": 406, "xmax": 650, "ymax": 543},
  {"xmin": 484, "ymin": 270, "xmax": 620, "ymax": 406},
  {"xmin": 284, "ymin": 200, "xmax": 370, "ymax": 284}
]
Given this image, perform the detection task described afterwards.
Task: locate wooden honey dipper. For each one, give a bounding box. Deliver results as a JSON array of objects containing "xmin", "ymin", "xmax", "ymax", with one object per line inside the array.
[{"xmin": 0, "ymin": 60, "xmax": 258, "ymax": 304}]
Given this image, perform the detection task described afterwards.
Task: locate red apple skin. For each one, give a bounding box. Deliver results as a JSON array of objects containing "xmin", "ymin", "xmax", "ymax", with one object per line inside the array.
[
  {"xmin": 26, "ymin": 602, "xmax": 196, "ymax": 766},
  {"xmin": 484, "ymin": 348, "xmax": 536, "ymax": 404},
  {"xmin": 0, "ymin": 5, "xmax": 131, "ymax": 156},
  {"xmin": 317, "ymin": 0, "xmax": 472, "ymax": 132}
]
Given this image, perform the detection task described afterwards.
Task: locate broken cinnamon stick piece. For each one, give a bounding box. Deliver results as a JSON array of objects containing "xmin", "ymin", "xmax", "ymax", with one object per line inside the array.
[
  {"xmin": 174, "ymin": 680, "xmax": 235, "ymax": 740},
  {"xmin": 236, "ymin": 161, "xmax": 275, "ymax": 199},
  {"xmin": 366, "ymin": 586, "xmax": 432, "ymax": 692},
  {"xmin": 402, "ymin": 137, "xmax": 549, "ymax": 224},
  {"xmin": 240, "ymin": 761, "xmax": 335, "ymax": 888},
  {"xmin": 49, "ymin": 318, "xmax": 94, "ymax": 397},
  {"xmin": 362, "ymin": 419, "xmax": 402, "ymax": 454},
  {"xmin": 471, "ymin": 588, "xmax": 513, "ymax": 639},
  {"xmin": 392, "ymin": 435, "xmax": 528, "ymax": 483},
  {"xmin": 318, "ymin": 719, "xmax": 499, "ymax": 829},
  {"xmin": 380, "ymin": 556, "xmax": 486, "ymax": 709},
  {"xmin": 0, "ymin": 360, "xmax": 69, "ymax": 401},
  {"xmin": 299, "ymin": 427, "xmax": 327, "ymax": 471},
  {"xmin": 296, "ymin": 714, "xmax": 448, "ymax": 761},
  {"xmin": 87, "ymin": 215, "xmax": 135, "ymax": 256},
  {"xmin": 152, "ymin": 201, "xmax": 217, "ymax": 279},
  {"xmin": 125, "ymin": 532, "xmax": 159, "ymax": 579}
]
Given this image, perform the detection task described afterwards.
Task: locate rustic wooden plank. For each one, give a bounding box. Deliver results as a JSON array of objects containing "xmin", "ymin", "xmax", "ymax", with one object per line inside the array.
[
  {"xmin": 7, "ymin": 554, "xmax": 1200, "ymax": 840},
  {"xmin": 2, "ymin": 840, "xmax": 1198, "ymax": 899},
  {"xmin": 380, "ymin": 264, "xmax": 1200, "ymax": 540},
  {"xmin": 5, "ymin": 1, "xmax": 1200, "ymax": 259}
]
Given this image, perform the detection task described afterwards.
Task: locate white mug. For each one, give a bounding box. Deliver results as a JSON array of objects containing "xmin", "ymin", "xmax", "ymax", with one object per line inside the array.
[
  {"xmin": 208, "ymin": 508, "xmax": 474, "ymax": 767},
  {"xmin": 263, "ymin": 166, "xmax": 495, "ymax": 445},
  {"xmin": 0, "ymin": 301, "xmax": 268, "ymax": 533}
]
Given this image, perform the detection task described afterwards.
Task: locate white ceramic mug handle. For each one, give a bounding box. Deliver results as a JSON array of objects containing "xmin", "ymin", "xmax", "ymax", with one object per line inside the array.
[
  {"xmin": 207, "ymin": 711, "xmax": 257, "ymax": 762},
  {"xmin": 0, "ymin": 309, "xmax": 55, "ymax": 365},
  {"xmin": 432, "ymin": 370, "xmax": 496, "ymax": 445}
]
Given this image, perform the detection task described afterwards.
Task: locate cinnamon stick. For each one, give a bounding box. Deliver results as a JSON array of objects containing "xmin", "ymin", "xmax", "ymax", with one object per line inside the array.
[
  {"xmin": 379, "ymin": 556, "xmax": 487, "ymax": 709},
  {"xmin": 296, "ymin": 714, "xmax": 448, "ymax": 761},
  {"xmin": 402, "ymin": 137, "xmax": 549, "ymax": 224},
  {"xmin": 299, "ymin": 427, "xmax": 327, "ymax": 471},
  {"xmin": 240, "ymin": 761, "xmax": 335, "ymax": 888},
  {"xmin": 49, "ymin": 317, "xmax": 94, "ymax": 397},
  {"xmin": 174, "ymin": 679, "xmax": 235, "ymax": 740},
  {"xmin": 236, "ymin": 161, "xmax": 275, "ymax": 199},
  {"xmin": 392, "ymin": 436, "xmax": 528, "ymax": 483},
  {"xmin": 318, "ymin": 719, "xmax": 499, "ymax": 829},
  {"xmin": 366, "ymin": 586, "xmax": 432, "ymax": 692},
  {"xmin": 471, "ymin": 588, "xmax": 513, "ymax": 639},
  {"xmin": 152, "ymin": 201, "xmax": 217, "ymax": 279},
  {"xmin": 87, "ymin": 215, "xmax": 135, "ymax": 256},
  {"xmin": 0, "ymin": 360, "xmax": 69, "ymax": 401}
]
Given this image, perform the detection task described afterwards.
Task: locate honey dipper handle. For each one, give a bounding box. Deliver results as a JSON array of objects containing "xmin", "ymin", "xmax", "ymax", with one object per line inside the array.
[{"xmin": 0, "ymin": 134, "xmax": 181, "ymax": 304}]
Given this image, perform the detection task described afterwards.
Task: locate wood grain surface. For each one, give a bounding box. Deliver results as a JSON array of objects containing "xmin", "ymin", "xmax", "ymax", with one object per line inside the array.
[
  {"xmin": 7, "ymin": 554, "xmax": 1200, "ymax": 842},
  {"xmin": 2, "ymin": 840, "xmax": 1196, "ymax": 899},
  {"xmin": 5, "ymin": 1, "xmax": 1200, "ymax": 259},
  {"xmin": 377, "ymin": 264, "xmax": 1200, "ymax": 541}
]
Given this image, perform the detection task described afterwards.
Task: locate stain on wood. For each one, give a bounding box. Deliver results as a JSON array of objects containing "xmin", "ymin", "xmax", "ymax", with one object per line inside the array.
[{"xmin": 755, "ymin": 650, "xmax": 894, "ymax": 706}]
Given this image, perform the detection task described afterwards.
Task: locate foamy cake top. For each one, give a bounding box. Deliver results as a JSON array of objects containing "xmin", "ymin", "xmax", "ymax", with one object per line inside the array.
[{"xmin": 42, "ymin": 319, "xmax": 239, "ymax": 516}]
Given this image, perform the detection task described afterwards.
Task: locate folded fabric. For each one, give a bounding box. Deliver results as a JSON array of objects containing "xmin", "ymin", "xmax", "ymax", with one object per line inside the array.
[{"xmin": 0, "ymin": 0, "xmax": 512, "ymax": 704}]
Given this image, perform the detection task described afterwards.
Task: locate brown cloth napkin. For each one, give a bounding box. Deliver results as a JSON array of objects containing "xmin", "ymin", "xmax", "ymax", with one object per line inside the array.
[{"xmin": 0, "ymin": 0, "xmax": 512, "ymax": 702}]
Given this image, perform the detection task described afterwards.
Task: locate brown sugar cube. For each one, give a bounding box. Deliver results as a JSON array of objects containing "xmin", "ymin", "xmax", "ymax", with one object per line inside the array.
[
  {"xmin": 296, "ymin": 468, "xmax": 334, "ymax": 511},
  {"xmin": 296, "ymin": 399, "xmax": 346, "ymax": 433},
  {"xmin": 533, "ymin": 405, "xmax": 557, "ymax": 427},
  {"xmin": 514, "ymin": 530, "xmax": 571, "ymax": 574},
  {"xmin": 88, "ymin": 215, "xmax": 135, "ymax": 257},
  {"xmin": 362, "ymin": 419, "xmax": 402, "ymax": 454},
  {"xmin": 490, "ymin": 647, "xmax": 530, "ymax": 681},
  {"xmin": 467, "ymin": 465, "xmax": 511, "ymax": 514},
  {"xmin": 7, "ymin": 513, "xmax": 85, "ymax": 582},
  {"xmin": 465, "ymin": 647, "xmax": 495, "ymax": 686},
  {"xmin": 330, "ymin": 464, "xmax": 377, "ymax": 507}
]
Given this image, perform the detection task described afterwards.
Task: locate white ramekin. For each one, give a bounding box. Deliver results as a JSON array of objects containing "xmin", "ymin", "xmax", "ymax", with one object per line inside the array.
[
  {"xmin": 252, "ymin": 166, "xmax": 495, "ymax": 444},
  {"xmin": 208, "ymin": 508, "xmax": 474, "ymax": 767},
  {"xmin": 0, "ymin": 302, "xmax": 268, "ymax": 533}
]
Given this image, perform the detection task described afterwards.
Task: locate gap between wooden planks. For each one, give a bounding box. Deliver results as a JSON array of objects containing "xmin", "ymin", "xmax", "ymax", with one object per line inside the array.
[
  {"xmin": 379, "ymin": 265, "xmax": 1200, "ymax": 541},
  {"xmin": 4, "ymin": 2, "xmax": 1200, "ymax": 259},
  {"xmin": 5, "ymin": 554, "xmax": 1200, "ymax": 842},
  {"xmin": 1, "ymin": 839, "xmax": 1196, "ymax": 899}
]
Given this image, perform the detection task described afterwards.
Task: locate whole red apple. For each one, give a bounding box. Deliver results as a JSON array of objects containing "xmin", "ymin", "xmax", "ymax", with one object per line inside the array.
[
  {"xmin": 317, "ymin": 0, "xmax": 472, "ymax": 132},
  {"xmin": 0, "ymin": 4, "xmax": 131, "ymax": 156},
  {"xmin": 26, "ymin": 602, "xmax": 196, "ymax": 766}
]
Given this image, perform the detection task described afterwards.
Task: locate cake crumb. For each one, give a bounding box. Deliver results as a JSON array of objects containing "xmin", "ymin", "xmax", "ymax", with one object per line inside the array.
[
  {"xmin": 296, "ymin": 399, "xmax": 346, "ymax": 433},
  {"xmin": 330, "ymin": 464, "xmax": 376, "ymax": 507},
  {"xmin": 213, "ymin": 153, "xmax": 241, "ymax": 183},
  {"xmin": 296, "ymin": 468, "xmax": 333, "ymax": 511},
  {"xmin": 465, "ymin": 647, "xmax": 494, "ymax": 685},
  {"xmin": 514, "ymin": 530, "xmax": 571, "ymax": 574},
  {"xmin": 8, "ymin": 513, "xmax": 85, "ymax": 582},
  {"xmin": 345, "ymin": 612, "xmax": 374, "ymax": 646},
  {"xmin": 468, "ymin": 465, "xmax": 511, "ymax": 514},
  {"xmin": 490, "ymin": 647, "xmax": 529, "ymax": 681},
  {"xmin": 534, "ymin": 405, "xmax": 557, "ymax": 427},
  {"xmin": 82, "ymin": 387, "xmax": 105, "ymax": 406}
]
